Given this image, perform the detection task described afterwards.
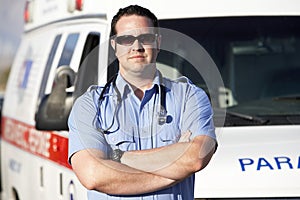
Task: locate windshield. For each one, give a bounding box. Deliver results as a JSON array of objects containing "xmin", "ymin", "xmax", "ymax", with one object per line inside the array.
[{"xmin": 158, "ymin": 16, "xmax": 300, "ymax": 126}]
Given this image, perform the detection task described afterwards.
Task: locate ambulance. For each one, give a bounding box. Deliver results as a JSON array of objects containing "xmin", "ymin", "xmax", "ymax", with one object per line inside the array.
[{"xmin": 1, "ymin": 0, "xmax": 300, "ymax": 199}]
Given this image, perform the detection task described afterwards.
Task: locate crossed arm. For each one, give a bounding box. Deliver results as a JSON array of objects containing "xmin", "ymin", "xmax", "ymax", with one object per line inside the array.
[{"xmin": 70, "ymin": 131, "xmax": 217, "ymax": 195}]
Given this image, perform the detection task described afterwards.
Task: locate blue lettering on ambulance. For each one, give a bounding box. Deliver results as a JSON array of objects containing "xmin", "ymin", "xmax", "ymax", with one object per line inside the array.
[
  {"xmin": 274, "ymin": 156, "xmax": 293, "ymax": 169},
  {"xmin": 257, "ymin": 157, "xmax": 274, "ymax": 170},
  {"xmin": 239, "ymin": 156, "xmax": 300, "ymax": 172},
  {"xmin": 9, "ymin": 159, "xmax": 22, "ymax": 173},
  {"xmin": 239, "ymin": 158, "xmax": 254, "ymax": 171},
  {"xmin": 19, "ymin": 60, "xmax": 32, "ymax": 89}
]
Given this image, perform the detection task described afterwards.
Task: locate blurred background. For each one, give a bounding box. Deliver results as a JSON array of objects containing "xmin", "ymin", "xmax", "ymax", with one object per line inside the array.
[{"xmin": 0, "ymin": 0, "xmax": 26, "ymax": 93}]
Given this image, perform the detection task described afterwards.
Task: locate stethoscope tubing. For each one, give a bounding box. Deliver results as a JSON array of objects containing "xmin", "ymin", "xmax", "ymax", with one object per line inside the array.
[{"xmin": 95, "ymin": 73, "xmax": 167, "ymax": 134}]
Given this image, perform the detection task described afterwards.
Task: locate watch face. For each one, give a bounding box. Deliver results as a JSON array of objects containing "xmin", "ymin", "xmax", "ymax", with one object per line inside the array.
[{"xmin": 111, "ymin": 149, "xmax": 124, "ymax": 162}]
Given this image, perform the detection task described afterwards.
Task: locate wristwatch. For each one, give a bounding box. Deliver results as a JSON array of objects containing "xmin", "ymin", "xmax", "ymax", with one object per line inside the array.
[{"xmin": 110, "ymin": 149, "xmax": 124, "ymax": 163}]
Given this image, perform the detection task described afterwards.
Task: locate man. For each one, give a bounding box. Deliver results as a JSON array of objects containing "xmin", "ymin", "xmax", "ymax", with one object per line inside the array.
[{"xmin": 68, "ymin": 5, "xmax": 217, "ymax": 199}]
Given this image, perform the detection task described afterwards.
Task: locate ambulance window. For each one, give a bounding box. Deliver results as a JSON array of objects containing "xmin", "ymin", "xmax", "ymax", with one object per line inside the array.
[
  {"xmin": 58, "ymin": 33, "xmax": 79, "ymax": 66},
  {"xmin": 38, "ymin": 34, "xmax": 62, "ymax": 99},
  {"xmin": 74, "ymin": 32, "xmax": 100, "ymax": 99}
]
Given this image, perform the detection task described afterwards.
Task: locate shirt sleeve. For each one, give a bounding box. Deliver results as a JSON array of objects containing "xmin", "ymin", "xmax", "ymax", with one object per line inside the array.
[
  {"xmin": 68, "ymin": 89, "xmax": 110, "ymax": 164},
  {"xmin": 181, "ymin": 83, "xmax": 216, "ymax": 140}
]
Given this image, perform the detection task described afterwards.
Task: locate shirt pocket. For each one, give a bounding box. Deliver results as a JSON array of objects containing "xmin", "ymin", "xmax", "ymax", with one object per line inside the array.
[
  {"xmin": 158, "ymin": 124, "xmax": 181, "ymax": 146},
  {"xmin": 105, "ymin": 131, "xmax": 135, "ymax": 151}
]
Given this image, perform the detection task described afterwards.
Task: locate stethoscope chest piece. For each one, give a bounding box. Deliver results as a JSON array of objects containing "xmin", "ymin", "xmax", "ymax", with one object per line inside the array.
[{"xmin": 158, "ymin": 105, "xmax": 167, "ymax": 125}]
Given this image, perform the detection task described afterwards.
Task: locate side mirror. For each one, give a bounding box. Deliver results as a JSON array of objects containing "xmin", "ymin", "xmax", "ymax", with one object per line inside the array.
[{"xmin": 35, "ymin": 66, "xmax": 76, "ymax": 130}]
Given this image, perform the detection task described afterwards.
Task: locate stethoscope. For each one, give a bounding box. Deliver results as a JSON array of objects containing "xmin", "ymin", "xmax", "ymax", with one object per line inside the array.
[{"xmin": 95, "ymin": 73, "xmax": 167, "ymax": 134}]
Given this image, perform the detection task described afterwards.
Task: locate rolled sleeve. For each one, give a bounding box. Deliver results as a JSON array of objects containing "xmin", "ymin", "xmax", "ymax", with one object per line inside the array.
[
  {"xmin": 68, "ymin": 90, "xmax": 109, "ymax": 164},
  {"xmin": 182, "ymin": 84, "xmax": 216, "ymax": 140}
]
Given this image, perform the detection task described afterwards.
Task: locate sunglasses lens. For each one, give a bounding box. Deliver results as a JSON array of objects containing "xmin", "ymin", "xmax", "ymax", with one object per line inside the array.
[
  {"xmin": 115, "ymin": 35, "xmax": 136, "ymax": 46},
  {"xmin": 115, "ymin": 34, "xmax": 157, "ymax": 46},
  {"xmin": 139, "ymin": 34, "xmax": 156, "ymax": 45}
]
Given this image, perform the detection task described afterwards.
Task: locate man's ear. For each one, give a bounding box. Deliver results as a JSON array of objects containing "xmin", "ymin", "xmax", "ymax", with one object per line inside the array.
[
  {"xmin": 156, "ymin": 34, "xmax": 161, "ymax": 52},
  {"xmin": 111, "ymin": 39, "xmax": 116, "ymax": 51}
]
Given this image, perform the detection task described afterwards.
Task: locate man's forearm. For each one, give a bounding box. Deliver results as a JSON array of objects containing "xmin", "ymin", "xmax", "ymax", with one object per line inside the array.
[
  {"xmin": 93, "ymin": 159, "xmax": 178, "ymax": 195},
  {"xmin": 71, "ymin": 149, "xmax": 177, "ymax": 196},
  {"xmin": 120, "ymin": 135, "xmax": 216, "ymax": 180}
]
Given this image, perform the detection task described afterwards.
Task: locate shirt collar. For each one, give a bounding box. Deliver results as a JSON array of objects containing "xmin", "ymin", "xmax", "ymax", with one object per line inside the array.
[{"xmin": 115, "ymin": 70, "xmax": 163, "ymax": 96}]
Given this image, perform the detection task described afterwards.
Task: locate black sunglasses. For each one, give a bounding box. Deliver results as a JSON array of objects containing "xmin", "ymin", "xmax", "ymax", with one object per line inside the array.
[{"xmin": 115, "ymin": 33, "xmax": 158, "ymax": 46}]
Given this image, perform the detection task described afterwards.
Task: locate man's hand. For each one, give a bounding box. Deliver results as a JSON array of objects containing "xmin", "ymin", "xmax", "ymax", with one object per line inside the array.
[{"xmin": 178, "ymin": 130, "xmax": 192, "ymax": 143}]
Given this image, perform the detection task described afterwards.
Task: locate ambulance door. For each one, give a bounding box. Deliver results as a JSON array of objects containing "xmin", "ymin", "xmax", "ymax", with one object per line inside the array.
[
  {"xmin": 35, "ymin": 20, "xmax": 110, "ymax": 130},
  {"xmin": 34, "ymin": 20, "xmax": 109, "ymax": 200}
]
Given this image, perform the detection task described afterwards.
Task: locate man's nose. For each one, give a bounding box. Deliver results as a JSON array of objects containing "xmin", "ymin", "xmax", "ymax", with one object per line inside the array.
[{"xmin": 131, "ymin": 39, "xmax": 144, "ymax": 51}]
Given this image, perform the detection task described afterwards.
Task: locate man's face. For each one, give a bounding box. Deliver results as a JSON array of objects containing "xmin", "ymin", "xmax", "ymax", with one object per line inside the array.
[{"xmin": 111, "ymin": 15, "xmax": 160, "ymax": 77}]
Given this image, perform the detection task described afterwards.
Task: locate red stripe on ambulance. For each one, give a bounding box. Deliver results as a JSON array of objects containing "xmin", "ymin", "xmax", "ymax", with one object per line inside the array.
[{"xmin": 1, "ymin": 117, "xmax": 71, "ymax": 169}]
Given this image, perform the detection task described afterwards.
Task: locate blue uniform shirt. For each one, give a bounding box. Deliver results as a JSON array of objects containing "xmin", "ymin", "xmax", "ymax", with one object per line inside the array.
[{"xmin": 68, "ymin": 71, "xmax": 216, "ymax": 200}]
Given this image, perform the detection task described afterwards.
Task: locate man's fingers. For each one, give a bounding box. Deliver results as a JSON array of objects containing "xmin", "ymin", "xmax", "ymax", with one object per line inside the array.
[{"xmin": 178, "ymin": 130, "xmax": 192, "ymax": 143}]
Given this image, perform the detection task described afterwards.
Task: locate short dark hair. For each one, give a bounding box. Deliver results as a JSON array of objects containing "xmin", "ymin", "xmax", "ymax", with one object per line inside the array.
[{"xmin": 110, "ymin": 5, "xmax": 159, "ymax": 37}]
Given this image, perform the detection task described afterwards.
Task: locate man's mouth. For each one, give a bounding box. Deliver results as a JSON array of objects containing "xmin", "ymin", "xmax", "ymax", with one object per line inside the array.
[{"xmin": 129, "ymin": 55, "xmax": 145, "ymax": 59}]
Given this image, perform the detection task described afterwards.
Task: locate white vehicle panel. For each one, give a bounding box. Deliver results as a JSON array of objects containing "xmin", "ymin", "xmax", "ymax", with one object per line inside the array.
[{"xmin": 195, "ymin": 126, "xmax": 300, "ymax": 198}]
